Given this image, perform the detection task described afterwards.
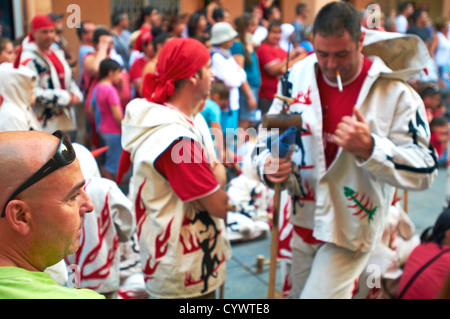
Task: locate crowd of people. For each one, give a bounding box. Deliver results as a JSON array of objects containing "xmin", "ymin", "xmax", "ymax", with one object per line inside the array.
[{"xmin": 0, "ymin": 0, "xmax": 449, "ymax": 299}]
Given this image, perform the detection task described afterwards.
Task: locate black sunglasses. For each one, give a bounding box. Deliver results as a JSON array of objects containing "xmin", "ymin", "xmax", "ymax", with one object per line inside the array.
[{"xmin": 1, "ymin": 130, "xmax": 76, "ymax": 218}]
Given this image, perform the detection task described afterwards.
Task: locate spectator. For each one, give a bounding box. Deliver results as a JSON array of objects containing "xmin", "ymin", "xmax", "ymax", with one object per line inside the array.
[
  {"xmin": 231, "ymin": 13, "xmax": 262, "ymax": 130},
  {"xmin": 407, "ymin": 9, "xmax": 435, "ymax": 57},
  {"xmin": 76, "ymin": 21, "xmax": 96, "ymax": 89},
  {"xmin": 206, "ymin": 0, "xmax": 224, "ymax": 26},
  {"xmin": 129, "ymin": 30, "xmax": 155, "ymax": 98},
  {"xmin": 0, "ymin": 37, "xmax": 14, "ymax": 64},
  {"xmin": 256, "ymin": 20, "xmax": 307, "ymax": 115},
  {"xmin": 293, "ymin": 3, "xmax": 309, "ymax": 47},
  {"xmin": 93, "ymin": 59, "xmax": 124, "ymax": 181},
  {"xmin": 210, "ymin": 22, "xmax": 247, "ymax": 144},
  {"xmin": 434, "ymin": 17, "xmax": 450, "ymax": 88},
  {"xmin": 140, "ymin": 30, "xmax": 172, "ymax": 97},
  {"xmin": 168, "ymin": 14, "xmax": 188, "ymax": 38},
  {"xmin": 0, "ymin": 130, "xmax": 103, "ymax": 299},
  {"xmin": 130, "ymin": 6, "xmax": 162, "ymax": 67},
  {"xmin": 385, "ymin": 17, "xmax": 398, "ymax": 33},
  {"xmin": 212, "ymin": 8, "xmax": 231, "ymax": 25},
  {"xmin": 420, "ymin": 85, "xmax": 442, "ymax": 122},
  {"xmin": 396, "ymin": 2, "xmax": 414, "ymax": 34},
  {"xmin": 253, "ymin": 5, "xmax": 282, "ymax": 47},
  {"xmin": 187, "ymin": 11, "xmax": 209, "ymax": 40},
  {"xmin": 280, "ymin": 23, "xmax": 295, "ymax": 53},
  {"xmin": 111, "ymin": 11, "xmax": 131, "ymax": 70},
  {"xmin": 83, "ymin": 28, "xmax": 131, "ymax": 148},
  {"xmin": 397, "ymin": 206, "xmax": 450, "ymax": 299},
  {"xmin": 299, "ymin": 25, "xmax": 314, "ymax": 54},
  {"xmin": 0, "ymin": 61, "xmax": 41, "ymax": 132},
  {"xmin": 0, "ymin": 37, "xmax": 15, "ymax": 107},
  {"xmin": 21, "ymin": 14, "xmax": 83, "ymax": 136},
  {"xmin": 50, "ymin": 13, "xmax": 77, "ymax": 68},
  {"xmin": 429, "ymin": 116, "xmax": 449, "ymax": 164},
  {"xmin": 202, "ymin": 80, "xmax": 228, "ymax": 160},
  {"xmin": 251, "ymin": 5, "xmax": 266, "ymax": 48}
]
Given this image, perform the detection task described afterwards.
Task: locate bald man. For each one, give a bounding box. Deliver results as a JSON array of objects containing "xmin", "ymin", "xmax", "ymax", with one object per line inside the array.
[{"xmin": 0, "ymin": 130, "xmax": 104, "ymax": 299}]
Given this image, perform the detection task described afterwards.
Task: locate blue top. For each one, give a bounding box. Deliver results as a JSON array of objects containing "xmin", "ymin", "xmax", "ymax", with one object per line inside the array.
[
  {"xmin": 201, "ymin": 99, "xmax": 222, "ymax": 130},
  {"xmin": 230, "ymin": 41, "xmax": 261, "ymax": 88}
]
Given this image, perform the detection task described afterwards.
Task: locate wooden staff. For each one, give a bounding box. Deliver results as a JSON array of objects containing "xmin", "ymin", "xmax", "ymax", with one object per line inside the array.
[{"xmin": 262, "ymin": 104, "xmax": 302, "ymax": 299}]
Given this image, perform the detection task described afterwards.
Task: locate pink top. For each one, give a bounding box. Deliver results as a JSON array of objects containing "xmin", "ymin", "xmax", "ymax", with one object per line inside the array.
[{"xmin": 95, "ymin": 83, "xmax": 123, "ymax": 134}]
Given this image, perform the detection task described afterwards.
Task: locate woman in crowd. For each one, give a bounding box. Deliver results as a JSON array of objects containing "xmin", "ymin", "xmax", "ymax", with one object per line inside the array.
[
  {"xmin": 256, "ymin": 21, "xmax": 307, "ymax": 115},
  {"xmin": 231, "ymin": 13, "xmax": 261, "ymax": 131}
]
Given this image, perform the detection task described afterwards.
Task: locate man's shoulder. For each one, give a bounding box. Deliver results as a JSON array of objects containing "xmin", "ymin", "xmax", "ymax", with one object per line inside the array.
[{"xmin": 0, "ymin": 267, "xmax": 105, "ymax": 299}]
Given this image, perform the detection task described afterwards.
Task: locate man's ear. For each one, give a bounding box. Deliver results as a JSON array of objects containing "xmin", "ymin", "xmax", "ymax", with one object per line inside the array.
[
  {"xmin": 189, "ymin": 72, "xmax": 199, "ymax": 86},
  {"xmin": 358, "ymin": 31, "xmax": 366, "ymax": 52},
  {"xmin": 4, "ymin": 200, "xmax": 32, "ymax": 236}
]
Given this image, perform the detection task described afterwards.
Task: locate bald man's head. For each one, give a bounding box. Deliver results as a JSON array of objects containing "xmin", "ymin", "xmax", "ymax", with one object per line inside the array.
[
  {"xmin": 0, "ymin": 131, "xmax": 60, "ymax": 210},
  {"xmin": 0, "ymin": 130, "xmax": 95, "ymax": 271}
]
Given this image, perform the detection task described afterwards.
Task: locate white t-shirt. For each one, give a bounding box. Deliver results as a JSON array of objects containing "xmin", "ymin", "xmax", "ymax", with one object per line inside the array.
[{"xmin": 396, "ymin": 15, "xmax": 409, "ymax": 34}]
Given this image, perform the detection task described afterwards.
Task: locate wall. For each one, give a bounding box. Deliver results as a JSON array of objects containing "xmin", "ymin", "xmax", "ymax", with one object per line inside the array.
[{"xmin": 50, "ymin": 0, "xmax": 111, "ymax": 78}]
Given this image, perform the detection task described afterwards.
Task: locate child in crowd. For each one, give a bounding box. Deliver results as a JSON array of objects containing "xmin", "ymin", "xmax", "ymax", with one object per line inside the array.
[
  {"xmin": 430, "ymin": 116, "xmax": 449, "ymax": 166},
  {"xmin": 201, "ymin": 80, "xmax": 228, "ymax": 144},
  {"xmin": 420, "ymin": 85, "xmax": 442, "ymax": 122},
  {"xmin": 0, "ymin": 37, "xmax": 15, "ymax": 64},
  {"xmin": 201, "ymin": 80, "xmax": 242, "ymax": 181},
  {"xmin": 93, "ymin": 59, "xmax": 124, "ymax": 181}
]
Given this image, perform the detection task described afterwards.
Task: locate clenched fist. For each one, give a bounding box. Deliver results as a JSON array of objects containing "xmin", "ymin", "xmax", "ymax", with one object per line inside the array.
[{"xmin": 335, "ymin": 108, "xmax": 374, "ymax": 160}]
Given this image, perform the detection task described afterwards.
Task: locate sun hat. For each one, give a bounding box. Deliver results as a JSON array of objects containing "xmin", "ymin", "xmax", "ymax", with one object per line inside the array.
[{"xmin": 210, "ymin": 22, "xmax": 238, "ymax": 45}]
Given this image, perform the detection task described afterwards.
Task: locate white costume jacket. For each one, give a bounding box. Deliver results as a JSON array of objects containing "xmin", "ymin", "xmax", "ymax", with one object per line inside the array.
[
  {"xmin": 0, "ymin": 63, "xmax": 41, "ymax": 132},
  {"xmin": 65, "ymin": 144, "xmax": 135, "ymax": 294},
  {"xmin": 21, "ymin": 38, "xmax": 83, "ymax": 133},
  {"xmin": 254, "ymin": 30, "xmax": 438, "ymax": 253},
  {"xmin": 122, "ymin": 99, "xmax": 231, "ymax": 298}
]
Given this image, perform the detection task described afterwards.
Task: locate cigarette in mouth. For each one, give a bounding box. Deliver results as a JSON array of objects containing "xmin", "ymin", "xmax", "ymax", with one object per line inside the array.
[{"xmin": 336, "ymin": 70, "xmax": 343, "ymax": 92}]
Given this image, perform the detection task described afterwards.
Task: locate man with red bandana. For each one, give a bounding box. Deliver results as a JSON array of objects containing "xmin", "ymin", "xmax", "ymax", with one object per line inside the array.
[
  {"xmin": 21, "ymin": 14, "xmax": 83, "ymax": 136},
  {"xmin": 120, "ymin": 38, "xmax": 230, "ymax": 299}
]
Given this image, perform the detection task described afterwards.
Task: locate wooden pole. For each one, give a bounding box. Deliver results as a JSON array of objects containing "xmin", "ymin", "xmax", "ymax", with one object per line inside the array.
[{"xmin": 268, "ymin": 183, "xmax": 282, "ymax": 299}]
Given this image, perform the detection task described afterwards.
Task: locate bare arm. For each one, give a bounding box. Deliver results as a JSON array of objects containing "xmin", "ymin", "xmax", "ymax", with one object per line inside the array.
[{"xmin": 195, "ymin": 188, "xmax": 229, "ymax": 220}]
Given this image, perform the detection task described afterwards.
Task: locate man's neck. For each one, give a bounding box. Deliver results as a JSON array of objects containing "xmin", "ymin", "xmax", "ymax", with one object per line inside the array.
[{"xmin": 37, "ymin": 45, "xmax": 52, "ymax": 54}]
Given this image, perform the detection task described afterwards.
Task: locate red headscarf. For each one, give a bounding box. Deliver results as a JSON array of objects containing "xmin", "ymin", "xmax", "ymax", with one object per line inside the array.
[
  {"xmin": 142, "ymin": 37, "xmax": 210, "ymax": 104},
  {"xmin": 117, "ymin": 38, "xmax": 210, "ymax": 186},
  {"xmin": 29, "ymin": 14, "xmax": 55, "ymax": 42}
]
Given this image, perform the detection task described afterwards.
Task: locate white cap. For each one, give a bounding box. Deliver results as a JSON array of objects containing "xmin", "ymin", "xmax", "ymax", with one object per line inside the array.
[{"xmin": 210, "ymin": 22, "xmax": 238, "ymax": 45}]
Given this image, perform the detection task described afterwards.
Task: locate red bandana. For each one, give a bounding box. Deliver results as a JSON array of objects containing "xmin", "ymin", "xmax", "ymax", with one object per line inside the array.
[
  {"xmin": 29, "ymin": 15, "xmax": 55, "ymax": 42},
  {"xmin": 142, "ymin": 38, "xmax": 210, "ymax": 104}
]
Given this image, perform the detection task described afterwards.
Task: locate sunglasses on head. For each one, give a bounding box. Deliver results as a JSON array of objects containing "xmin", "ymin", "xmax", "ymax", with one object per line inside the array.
[{"xmin": 1, "ymin": 130, "xmax": 76, "ymax": 218}]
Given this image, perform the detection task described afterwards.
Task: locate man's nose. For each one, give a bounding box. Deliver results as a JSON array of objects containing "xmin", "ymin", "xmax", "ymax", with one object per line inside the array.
[
  {"xmin": 326, "ymin": 56, "xmax": 338, "ymax": 71},
  {"xmin": 81, "ymin": 190, "xmax": 95, "ymax": 215}
]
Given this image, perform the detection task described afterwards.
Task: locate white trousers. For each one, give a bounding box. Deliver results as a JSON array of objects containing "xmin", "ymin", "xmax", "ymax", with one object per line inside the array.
[{"xmin": 290, "ymin": 231, "xmax": 371, "ymax": 299}]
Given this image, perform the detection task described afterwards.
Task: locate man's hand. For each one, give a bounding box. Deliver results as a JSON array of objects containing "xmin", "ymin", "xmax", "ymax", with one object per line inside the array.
[
  {"xmin": 264, "ymin": 155, "xmax": 292, "ymax": 184},
  {"xmin": 69, "ymin": 93, "xmax": 81, "ymax": 106},
  {"xmin": 335, "ymin": 108, "xmax": 374, "ymax": 160}
]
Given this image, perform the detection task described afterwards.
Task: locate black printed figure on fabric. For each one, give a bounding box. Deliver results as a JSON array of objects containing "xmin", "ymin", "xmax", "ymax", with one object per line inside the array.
[{"xmin": 192, "ymin": 210, "xmax": 220, "ymax": 294}]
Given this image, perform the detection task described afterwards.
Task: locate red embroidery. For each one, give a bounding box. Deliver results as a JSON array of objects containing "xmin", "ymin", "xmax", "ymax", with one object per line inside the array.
[
  {"xmin": 292, "ymin": 88, "xmax": 312, "ymax": 105},
  {"xmin": 135, "ymin": 179, "xmax": 147, "ymax": 238},
  {"xmin": 155, "ymin": 217, "xmax": 173, "ymax": 259},
  {"xmin": 143, "ymin": 253, "xmax": 161, "ymax": 283}
]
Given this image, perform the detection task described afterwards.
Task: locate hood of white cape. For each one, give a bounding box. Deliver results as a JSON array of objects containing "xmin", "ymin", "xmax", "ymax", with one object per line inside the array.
[
  {"xmin": 362, "ymin": 28, "xmax": 433, "ymax": 80},
  {"xmin": 73, "ymin": 143, "xmax": 101, "ymax": 179},
  {"xmin": 0, "ymin": 63, "xmax": 35, "ymax": 110},
  {"xmin": 121, "ymin": 98, "xmax": 194, "ymax": 158}
]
